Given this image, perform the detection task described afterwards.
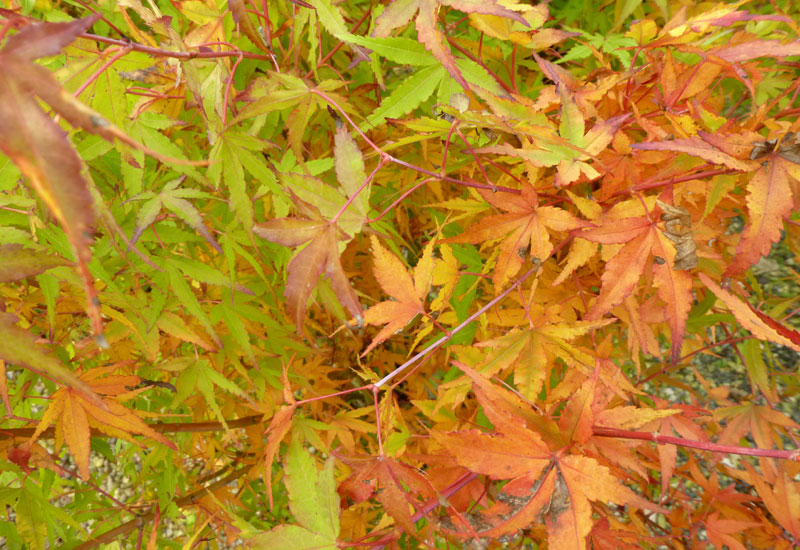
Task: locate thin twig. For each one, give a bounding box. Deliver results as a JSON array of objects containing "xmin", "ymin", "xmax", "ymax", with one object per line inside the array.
[
  {"xmin": 593, "ymin": 426, "xmax": 800, "ymax": 461},
  {"xmin": 72, "ymin": 467, "xmax": 250, "ymax": 550},
  {"xmin": 81, "ymin": 32, "xmax": 273, "ymax": 60}
]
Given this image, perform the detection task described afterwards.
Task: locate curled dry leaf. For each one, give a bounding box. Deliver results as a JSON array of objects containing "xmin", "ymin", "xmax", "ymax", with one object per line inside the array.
[
  {"xmin": 749, "ymin": 131, "xmax": 800, "ymax": 164},
  {"xmin": 656, "ymin": 200, "xmax": 698, "ymax": 270}
]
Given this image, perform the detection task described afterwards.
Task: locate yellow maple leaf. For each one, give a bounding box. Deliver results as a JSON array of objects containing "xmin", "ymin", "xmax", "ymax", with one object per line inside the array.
[
  {"xmin": 361, "ymin": 236, "xmax": 434, "ymax": 356},
  {"xmin": 30, "ymin": 368, "xmax": 177, "ymax": 480}
]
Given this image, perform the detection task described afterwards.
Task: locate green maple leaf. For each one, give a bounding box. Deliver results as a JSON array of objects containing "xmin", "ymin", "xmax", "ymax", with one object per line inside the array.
[
  {"xmin": 250, "ymin": 439, "xmax": 340, "ymax": 549},
  {"xmin": 128, "ymin": 177, "xmax": 221, "ymax": 252},
  {"xmin": 171, "ymin": 359, "xmax": 248, "ymax": 429},
  {"xmin": 372, "ymin": 0, "xmax": 528, "ymax": 91}
]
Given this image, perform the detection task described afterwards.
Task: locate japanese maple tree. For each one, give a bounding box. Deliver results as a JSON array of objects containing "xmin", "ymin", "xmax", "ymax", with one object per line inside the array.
[{"xmin": 0, "ymin": 0, "xmax": 800, "ymax": 549}]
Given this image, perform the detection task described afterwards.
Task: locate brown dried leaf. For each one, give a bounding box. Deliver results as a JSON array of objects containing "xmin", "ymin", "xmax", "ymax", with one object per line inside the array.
[
  {"xmin": 749, "ymin": 131, "xmax": 800, "ymax": 164},
  {"xmin": 656, "ymin": 200, "xmax": 698, "ymax": 270}
]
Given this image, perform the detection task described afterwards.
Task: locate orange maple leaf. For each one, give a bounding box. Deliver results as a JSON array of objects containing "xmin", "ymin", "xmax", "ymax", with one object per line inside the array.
[
  {"xmin": 724, "ymin": 153, "xmax": 799, "ymax": 278},
  {"xmin": 361, "ymin": 236, "xmax": 433, "ymax": 356},
  {"xmin": 263, "ymin": 404, "xmax": 296, "ymax": 508},
  {"xmin": 699, "ymin": 273, "xmax": 800, "ymax": 353},
  {"xmin": 579, "ymin": 207, "xmax": 693, "ymax": 363},
  {"xmin": 446, "ymin": 184, "xmax": 588, "ymax": 289},
  {"xmin": 580, "ymin": 217, "xmax": 656, "ymax": 319},
  {"xmin": 337, "ymin": 453, "xmax": 438, "ymax": 534},
  {"xmin": 30, "ymin": 368, "xmax": 176, "ymax": 480},
  {"xmin": 705, "ymin": 512, "xmax": 762, "ymax": 550},
  {"xmin": 631, "ymin": 136, "xmax": 753, "ymax": 171},
  {"xmin": 744, "ymin": 463, "xmax": 800, "ymax": 541},
  {"xmin": 546, "ymin": 455, "xmax": 663, "ymax": 550},
  {"xmin": 433, "ymin": 364, "xmax": 664, "ymax": 544}
]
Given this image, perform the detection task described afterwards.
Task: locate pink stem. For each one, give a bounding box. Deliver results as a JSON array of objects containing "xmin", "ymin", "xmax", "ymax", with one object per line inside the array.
[
  {"xmin": 311, "ymin": 89, "xmax": 385, "ymax": 156},
  {"xmin": 222, "ymin": 53, "xmax": 244, "ymax": 127},
  {"xmin": 366, "ymin": 179, "xmax": 432, "ymax": 224},
  {"xmin": 373, "ymin": 386, "xmax": 384, "ymax": 455},
  {"xmin": 374, "ymin": 264, "xmax": 540, "ymax": 388},
  {"xmin": 593, "ymin": 426, "xmax": 800, "ymax": 460},
  {"xmin": 82, "ymin": 33, "xmax": 272, "ymax": 60},
  {"xmin": 73, "ymin": 46, "xmax": 132, "ymax": 98},
  {"xmin": 331, "ymin": 158, "xmax": 388, "ymax": 224}
]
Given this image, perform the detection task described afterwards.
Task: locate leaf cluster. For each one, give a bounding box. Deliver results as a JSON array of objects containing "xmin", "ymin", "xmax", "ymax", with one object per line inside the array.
[{"xmin": 0, "ymin": 0, "xmax": 800, "ymax": 549}]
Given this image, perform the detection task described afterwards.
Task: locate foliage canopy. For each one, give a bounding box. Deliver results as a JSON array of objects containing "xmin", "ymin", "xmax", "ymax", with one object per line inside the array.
[{"xmin": 1, "ymin": 0, "xmax": 800, "ymax": 549}]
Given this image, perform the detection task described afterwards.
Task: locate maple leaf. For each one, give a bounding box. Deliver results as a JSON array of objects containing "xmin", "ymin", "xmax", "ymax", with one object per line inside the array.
[
  {"xmin": 234, "ymin": 73, "xmax": 350, "ymax": 163},
  {"xmin": 251, "ymin": 439, "xmax": 339, "ymax": 549},
  {"xmin": 743, "ymin": 463, "xmax": 800, "ymax": 543},
  {"xmin": 553, "ymin": 237, "xmax": 597, "ymax": 286},
  {"xmin": 430, "ymin": 244, "xmax": 460, "ymax": 313},
  {"xmin": 337, "ymin": 452, "xmax": 438, "ymax": 534},
  {"xmin": 631, "ymin": 136, "xmax": 753, "ymax": 171},
  {"xmin": 170, "ymin": 359, "xmax": 250, "ymax": 430},
  {"xmin": 446, "ymin": 184, "xmax": 588, "ymax": 289},
  {"xmin": 372, "ymin": 0, "xmax": 528, "ymax": 90},
  {"xmin": 557, "ymin": 369, "xmax": 599, "ymax": 446},
  {"xmin": 588, "ymin": 518, "xmax": 643, "ymax": 550},
  {"xmin": 745, "ymin": 305, "xmax": 800, "ymax": 350},
  {"xmin": 723, "ymin": 151, "xmax": 799, "ymax": 278},
  {"xmin": 576, "ymin": 204, "xmax": 695, "ymax": 364},
  {"xmin": 263, "ymin": 404, "xmax": 297, "ymax": 508},
  {"xmin": 305, "ymin": 0, "xmax": 372, "ymax": 65},
  {"xmin": 545, "ymin": 456, "xmax": 663, "ymax": 550},
  {"xmin": 255, "ymin": 222, "xmax": 362, "ymax": 330},
  {"xmin": 552, "ymin": 91, "xmax": 628, "ymax": 187},
  {"xmin": 433, "ymin": 365, "xmax": 664, "ymax": 544},
  {"xmin": 580, "ymin": 217, "xmax": 656, "ymax": 319},
  {"xmin": 0, "ymin": 15, "xmax": 207, "ymax": 341},
  {"xmin": 29, "ymin": 368, "xmax": 176, "ymax": 480},
  {"xmin": 0, "ymin": 313, "xmax": 105, "ymax": 411},
  {"xmin": 652, "ymin": 228, "xmax": 694, "ymax": 364},
  {"xmin": 595, "ymin": 405, "xmax": 681, "ymax": 431},
  {"xmin": 699, "ymin": 273, "xmax": 800, "ymax": 353},
  {"xmin": 712, "ymin": 39, "xmax": 800, "ymax": 64},
  {"xmin": 714, "ymin": 401, "xmax": 799, "ymax": 485},
  {"xmin": 361, "ymin": 236, "xmax": 433, "ymax": 356},
  {"xmin": 0, "ymin": 16, "xmax": 103, "ymax": 338},
  {"xmin": 333, "ymin": 123, "xmax": 370, "ymax": 221},
  {"xmin": 0, "ymin": 244, "xmax": 71, "ymax": 283},
  {"xmin": 255, "ymin": 122, "xmax": 373, "ymax": 329},
  {"xmin": 128, "ymin": 177, "xmax": 222, "ymax": 252},
  {"xmin": 705, "ymin": 512, "xmax": 762, "ymax": 550},
  {"xmin": 433, "ymin": 421, "xmax": 551, "ymax": 483},
  {"xmin": 478, "ymin": 319, "xmax": 613, "ymax": 401},
  {"xmin": 478, "ymin": 110, "xmax": 627, "ymax": 188}
]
